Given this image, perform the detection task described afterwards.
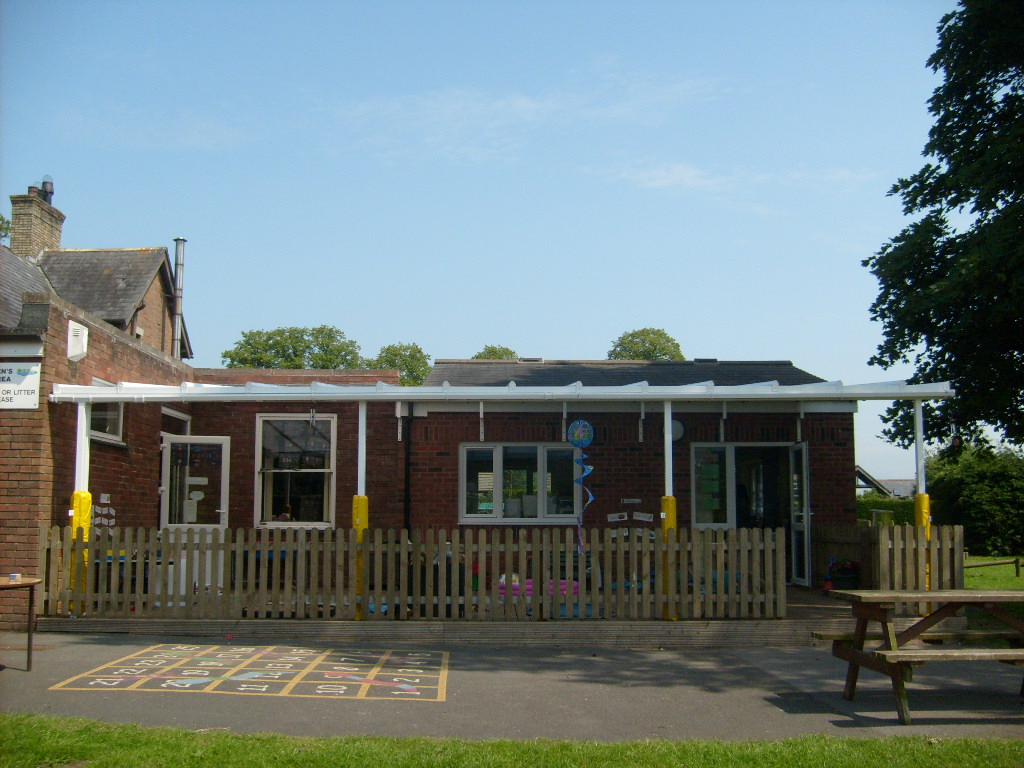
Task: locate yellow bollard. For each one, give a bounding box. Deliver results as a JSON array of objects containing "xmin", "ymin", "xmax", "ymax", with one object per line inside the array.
[
  {"xmin": 661, "ymin": 496, "xmax": 677, "ymax": 620},
  {"xmin": 71, "ymin": 490, "xmax": 92, "ymax": 612},
  {"xmin": 915, "ymin": 493, "xmax": 932, "ymax": 593},
  {"xmin": 353, "ymin": 495, "xmax": 369, "ymax": 620}
]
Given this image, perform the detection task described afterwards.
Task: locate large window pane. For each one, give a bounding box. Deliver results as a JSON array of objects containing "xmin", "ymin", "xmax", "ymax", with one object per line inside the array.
[
  {"xmin": 261, "ymin": 419, "xmax": 331, "ymax": 470},
  {"xmin": 465, "ymin": 449, "xmax": 494, "ymax": 515},
  {"xmin": 258, "ymin": 416, "xmax": 334, "ymax": 525},
  {"xmin": 264, "ymin": 471, "xmax": 327, "ymax": 523},
  {"xmin": 547, "ymin": 448, "xmax": 576, "ymax": 516},
  {"xmin": 694, "ymin": 447, "xmax": 728, "ymax": 525},
  {"xmin": 503, "ymin": 446, "xmax": 538, "ymax": 518}
]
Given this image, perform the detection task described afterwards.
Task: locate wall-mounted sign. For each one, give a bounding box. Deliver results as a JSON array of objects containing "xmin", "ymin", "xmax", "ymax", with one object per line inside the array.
[{"xmin": 0, "ymin": 362, "xmax": 41, "ymax": 409}]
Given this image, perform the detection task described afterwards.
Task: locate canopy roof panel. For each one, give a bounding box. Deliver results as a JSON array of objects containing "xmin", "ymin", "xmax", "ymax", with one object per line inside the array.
[{"xmin": 50, "ymin": 379, "xmax": 953, "ymax": 404}]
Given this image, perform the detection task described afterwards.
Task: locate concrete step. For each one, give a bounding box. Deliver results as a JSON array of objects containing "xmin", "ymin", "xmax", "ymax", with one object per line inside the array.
[{"xmin": 36, "ymin": 616, "xmax": 897, "ymax": 648}]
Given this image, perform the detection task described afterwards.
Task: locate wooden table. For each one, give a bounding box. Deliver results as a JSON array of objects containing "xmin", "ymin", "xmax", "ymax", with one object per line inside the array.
[
  {"xmin": 827, "ymin": 589, "xmax": 1024, "ymax": 724},
  {"xmin": 0, "ymin": 577, "xmax": 42, "ymax": 671}
]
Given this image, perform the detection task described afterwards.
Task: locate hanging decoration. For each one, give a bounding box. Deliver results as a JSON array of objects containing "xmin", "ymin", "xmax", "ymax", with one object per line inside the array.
[{"xmin": 567, "ymin": 419, "xmax": 595, "ymax": 554}]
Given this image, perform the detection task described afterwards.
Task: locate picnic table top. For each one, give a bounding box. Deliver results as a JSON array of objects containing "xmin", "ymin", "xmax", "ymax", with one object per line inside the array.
[{"xmin": 829, "ymin": 588, "xmax": 1024, "ymax": 604}]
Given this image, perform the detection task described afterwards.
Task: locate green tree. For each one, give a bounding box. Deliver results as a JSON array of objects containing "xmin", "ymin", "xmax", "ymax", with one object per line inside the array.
[
  {"xmin": 367, "ymin": 342, "xmax": 431, "ymax": 385},
  {"xmin": 607, "ymin": 328, "xmax": 685, "ymax": 361},
  {"xmin": 928, "ymin": 445, "xmax": 1024, "ymax": 555},
  {"xmin": 222, "ymin": 326, "xmax": 361, "ymax": 369},
  {"xmin": 0, "ymin": 213, "xmax": 10, "ymax": 244},
  {"xmin": 864, "ymin": 0, "xmax": 1024, "ymax": 447},
  {"xmin": 472, "ymin": 345, "xmax": 519, "ymax": 360}
]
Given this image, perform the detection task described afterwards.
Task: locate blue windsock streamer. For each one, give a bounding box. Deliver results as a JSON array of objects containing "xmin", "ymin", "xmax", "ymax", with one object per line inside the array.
[
  {"xmin": 575, "ymin": 453, "xmax": 594, "ymax": 554},
  {"xmin": 567, "ymin": 419, "xmax": 595, "ymax": 556}
]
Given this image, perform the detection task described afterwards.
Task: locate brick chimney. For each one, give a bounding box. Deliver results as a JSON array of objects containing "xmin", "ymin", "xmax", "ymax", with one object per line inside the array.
[{"xmin": 9, "ymin": 179, "xmax": 65, "ymax": 259}]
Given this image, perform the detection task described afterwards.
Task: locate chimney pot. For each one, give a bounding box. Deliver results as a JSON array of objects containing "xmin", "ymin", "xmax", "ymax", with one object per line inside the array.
[{"xmin": 9, "ymin": 179, "xmax": 66, "ymax": 258}]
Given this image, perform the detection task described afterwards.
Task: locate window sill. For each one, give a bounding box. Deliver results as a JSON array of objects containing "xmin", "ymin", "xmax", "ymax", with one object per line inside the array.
[
  {"xmin": 459, "ymin": 517, "xmax": 579, "ymax": 526},
  {"xmin": 90, "ymin": 433, "xmax": 126, "ymax": 448}
]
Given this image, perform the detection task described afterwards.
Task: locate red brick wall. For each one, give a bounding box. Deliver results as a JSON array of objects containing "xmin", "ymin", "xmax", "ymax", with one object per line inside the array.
[
  {"xmin": 187, "ymin": 401, "xmax": 405, "ymax": 529},
  {"xmin": 0, "ymin": 295, "xmax": 192, "ymax": 628},
  {"xmin": 405, "ymin": 410, "xmax": 856, "ymax": 531}
]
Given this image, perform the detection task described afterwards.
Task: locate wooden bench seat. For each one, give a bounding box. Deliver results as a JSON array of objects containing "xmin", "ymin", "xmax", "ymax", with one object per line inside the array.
[
  {"xmin": 873, "ymin": 647, "xmax": 1024, "ymax": 664},
  {"xmin": 812, "ymin": 629, "xmax": 1022, "ymax": 644}
]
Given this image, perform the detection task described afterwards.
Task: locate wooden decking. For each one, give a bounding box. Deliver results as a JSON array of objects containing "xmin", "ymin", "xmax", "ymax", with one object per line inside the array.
[{"xmin": 36, "ymin": 588, "xmax": 949, "ymax": 648}]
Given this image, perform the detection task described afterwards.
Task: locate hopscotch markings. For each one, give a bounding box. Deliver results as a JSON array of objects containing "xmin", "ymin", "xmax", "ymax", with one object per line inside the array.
[{"xmin": 50, "ymin": 645, "xmax": 448, "ymax": 701}]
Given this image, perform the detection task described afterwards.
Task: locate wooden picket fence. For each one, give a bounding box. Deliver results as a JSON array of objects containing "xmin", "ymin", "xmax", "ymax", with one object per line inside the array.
[
  {"xmin": 36, "ymin": 525, "xmax": 788, "ymax": 622},
  {"xmin": 814, "ymin": 523, "xmax": 964, "ymax": 613}
]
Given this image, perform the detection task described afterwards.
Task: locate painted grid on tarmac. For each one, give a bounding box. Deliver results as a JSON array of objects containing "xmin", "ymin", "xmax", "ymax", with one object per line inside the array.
[{"xmin": 50, "ymin": 644, "xmax": 448, "ymax": 701}]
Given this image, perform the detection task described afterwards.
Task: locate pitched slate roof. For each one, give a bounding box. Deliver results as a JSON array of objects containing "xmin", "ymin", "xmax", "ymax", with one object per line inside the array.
[
  {"xmin": 0, "ymin": 244, "xmax": 52, "ymax": 329},
  {"xmin": 37, "ymin": 248, "xmax": 170, "ymax": 326},
  {"xmin": 424, "ymin": 359, "xmax": 826, "ymax": 387}
]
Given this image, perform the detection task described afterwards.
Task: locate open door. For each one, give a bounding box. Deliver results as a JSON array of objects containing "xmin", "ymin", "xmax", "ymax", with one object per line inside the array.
[
  {"xmin": 160, "ymin": 436, "xmax": 230, "ymax": 595},
  {"xmin": 788, "ymin": 442, "xmax": 811, "ymax": 586},
  {"xmin": 161, "ymin": 436, "xmax": 230, "ymax": 529}
]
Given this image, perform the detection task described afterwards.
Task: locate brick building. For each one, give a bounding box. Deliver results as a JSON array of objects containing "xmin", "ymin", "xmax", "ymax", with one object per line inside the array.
[{"xmin": 3, "ymin": 183, "xmax": 952, "ymax": 629}]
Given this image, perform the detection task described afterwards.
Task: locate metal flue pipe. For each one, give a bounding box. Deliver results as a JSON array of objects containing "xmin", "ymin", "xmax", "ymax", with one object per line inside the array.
[{"xmin": 172, "ymin": 237, "xmax": 186, "ymax": 359}]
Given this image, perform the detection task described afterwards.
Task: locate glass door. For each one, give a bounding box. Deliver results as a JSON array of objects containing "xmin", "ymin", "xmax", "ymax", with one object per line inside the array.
[
  {"xmin": 788, "ymin": 442, "xmax": 811, "ymax": 586},
  {"xmin": 161, "ymin": 436, "xmax": 230, "ymax": 529}
]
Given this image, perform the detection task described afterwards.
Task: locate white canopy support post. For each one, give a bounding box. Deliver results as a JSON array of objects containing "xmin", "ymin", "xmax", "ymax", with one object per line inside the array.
[
  {"xmin": 661, "ymin": 401, "xmax": 677, "ymax": 619},
  {"xmin": 663, "ymin": 401, "xmax": 673, "ymax": 498},
  {"xmin": 357, "ymin": 400, "xmax": 367, "ymax": 497},
  {"xmin": 913, "ymin": 399, "xmax": 931, "ymax": 541},
  {"xmin": 914, "ymin": 399, "xmax": 926, "ymax": 496},
  {"xmin": 479, "ymin": 401, "xmax": 485, "ymax": 442},
  {"xmin": 395, "ymin": 401, "xmax": 403, "ymax": 442},
  {"xmin": 75, "ymin": 402, "xmax": 91, "ymax": 491},
  {"xmin": 71, "ymin": 402, "xmax": 93, "ymax": 539}
]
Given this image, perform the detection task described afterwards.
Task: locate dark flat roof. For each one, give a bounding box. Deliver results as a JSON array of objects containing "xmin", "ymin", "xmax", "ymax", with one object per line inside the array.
[{"xmin": 425, "ymin": 359, "xmax": 826, "ymax": 387}]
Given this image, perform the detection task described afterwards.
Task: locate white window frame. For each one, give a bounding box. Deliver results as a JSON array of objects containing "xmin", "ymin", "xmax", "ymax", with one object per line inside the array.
[
  {"xmin": 458, "ymin": 442, "xmax": 580, "ymax": 524},
  {"xmin": 89, "ymin": 378, "xmax": 124, "ymax": 444},
  {"xmin": 255, "ymin": 413, "xmax": 337, "ymax": 528},
  {"xmin": 160, "ymin": 406, "xmax": 192, "ymax": 436},
  {"xmin": 690, "ymin": 442, "xmax": 793, "ymax": 529}
]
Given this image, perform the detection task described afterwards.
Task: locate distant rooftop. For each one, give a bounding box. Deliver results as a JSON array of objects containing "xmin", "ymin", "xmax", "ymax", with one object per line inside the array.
[{"xmin": 425, "ymin": 358, "xmax": 826, "ymax": 388}]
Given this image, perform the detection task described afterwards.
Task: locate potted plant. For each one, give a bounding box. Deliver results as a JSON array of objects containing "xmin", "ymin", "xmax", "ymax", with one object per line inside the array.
[{"xmin": 824, "ymin": 557, "xmax": 861, "ymax": 591}]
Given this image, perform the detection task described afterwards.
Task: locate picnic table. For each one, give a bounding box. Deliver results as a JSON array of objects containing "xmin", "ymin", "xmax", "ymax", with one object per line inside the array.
[{"xmin": 824, "ymin": 589, "xmax": 1024, "ymax": 724}]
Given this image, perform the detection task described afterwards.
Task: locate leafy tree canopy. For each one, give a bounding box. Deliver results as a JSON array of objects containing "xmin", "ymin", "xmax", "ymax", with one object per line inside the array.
[
  {"xmin": 927, "ymin": 444, "xmax": 1024, "ymax": 555},
  {"xmin": 0, "ymin": 213, "xmax": 10, "ymax": 244},
  {"xmin": 222, "ymin": 325, "xmax": 361, "ymax": 369},
  {"xmin": 864, "ymin": 0, "xmax": 1024, "ymax": 447},
  {"xmin": 366, "ymin": 342, "xmax": 431, "ymax": 386},
  {"xmin": 607, "ymin": 328, "xmax": 685, "ymax": 361},
  {"xmin": 471, "ymin": 345, "xmax": 519, "ymax": 360}
]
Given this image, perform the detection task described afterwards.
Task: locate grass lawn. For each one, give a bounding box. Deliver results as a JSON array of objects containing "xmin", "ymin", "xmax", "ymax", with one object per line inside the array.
[
  {"xmin": 964, "ymin": 555, "xmax": 1023, "ymax": 623},
  {"xmin": 963, "ymin": 556, "xmax": 1023, "ymax": 590},
  {"xmin": 2, "ymin": 712, "xmax": 1024, "ymax": 768}
]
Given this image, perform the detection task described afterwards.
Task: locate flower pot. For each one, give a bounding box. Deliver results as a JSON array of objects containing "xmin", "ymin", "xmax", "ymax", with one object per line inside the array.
[{"xmin": 829, "ymin": 574, "xmax": 860, "ymax": 590}]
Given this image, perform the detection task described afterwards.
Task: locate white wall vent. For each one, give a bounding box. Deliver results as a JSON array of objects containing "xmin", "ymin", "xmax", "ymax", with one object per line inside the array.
[{"xmin": 67, "ymin": 321, "xmax": 89, "ymax": 361}]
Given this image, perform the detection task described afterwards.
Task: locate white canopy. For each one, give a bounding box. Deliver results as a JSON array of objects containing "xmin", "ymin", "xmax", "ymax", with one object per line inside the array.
[{"xmin": 50, "ymin": 379, "xmax": 953, "ymax": 404}]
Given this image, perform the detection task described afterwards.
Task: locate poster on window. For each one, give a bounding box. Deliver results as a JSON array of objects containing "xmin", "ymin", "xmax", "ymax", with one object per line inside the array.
[{"xmin": 0, "ymin": 362, "xmax": 41, "ymax": 409}]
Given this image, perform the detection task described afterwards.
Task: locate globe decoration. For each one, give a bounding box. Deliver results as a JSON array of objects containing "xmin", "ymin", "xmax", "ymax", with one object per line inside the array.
[
  {"xmin": 567, "ymin": 419, "xmax": 594, "ymax": 448},
  {"xmin": 567, "ymin": 420, "xmax": 595, "ymax": 554}
]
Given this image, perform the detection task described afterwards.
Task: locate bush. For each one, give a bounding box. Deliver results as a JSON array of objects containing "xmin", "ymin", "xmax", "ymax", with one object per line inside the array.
[
  {"xmin": 928, "ymin": 446, "xmax": 1024, "ymax": 556},
  {"xmin": 855, "ymin": 493, "xmax": 916, "ymax": 525}
]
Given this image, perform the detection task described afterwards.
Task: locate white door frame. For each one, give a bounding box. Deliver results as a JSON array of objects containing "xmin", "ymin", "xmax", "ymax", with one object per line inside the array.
[
  {"xmin": 788, "ymin": 442, "xmax": 812, "ymax": 586},
  {"xmin": 160, "ymin": 435, "xmax": 230, "ymax": 529}
]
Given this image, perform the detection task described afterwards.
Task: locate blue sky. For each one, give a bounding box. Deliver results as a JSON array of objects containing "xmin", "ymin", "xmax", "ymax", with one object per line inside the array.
[{"xmin": 1, "ymin": 1, "xmax": 958, "ymax": 478}]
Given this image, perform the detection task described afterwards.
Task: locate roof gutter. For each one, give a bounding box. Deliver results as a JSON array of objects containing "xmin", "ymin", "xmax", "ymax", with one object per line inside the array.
[{"xmin": 50, "ymin": 380, "xmax": 955, "ymax": 404}]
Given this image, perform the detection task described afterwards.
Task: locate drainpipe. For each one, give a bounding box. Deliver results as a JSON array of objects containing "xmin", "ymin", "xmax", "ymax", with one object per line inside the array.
[
  {"xmin": 172, "ymin": 237, "xmax": 186, "ymax": 359},
  {"xmin": 403, "ymin": 405, "xmax": 413, "ymax": 530}
]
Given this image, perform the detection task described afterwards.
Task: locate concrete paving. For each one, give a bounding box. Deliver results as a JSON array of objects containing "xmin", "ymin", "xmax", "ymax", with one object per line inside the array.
[{"xmin": 2, "ymin": 630, "xmax": 1023, "ymax": 741}]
